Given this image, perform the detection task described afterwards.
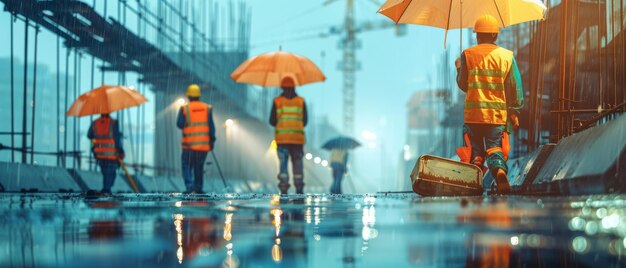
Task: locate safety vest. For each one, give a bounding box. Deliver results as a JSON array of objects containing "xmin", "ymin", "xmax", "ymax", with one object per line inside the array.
[
  {"xmin": 182, "ymin": 101, "xmax": 212, "ymax": 152},
  {"xmin": 274, "ymin": 96, "xmax": 305, "ymax": 144},
  {"xmin": 330, "ymin": 149, "xmax": 347, "ymax": 165},
  {"xmin": 463, "ymin": 44, "xmax": 513, "ymax": 125},
  {"xmin": 92, "ymin": 117, "xmax": 118, "ymax": 161}
]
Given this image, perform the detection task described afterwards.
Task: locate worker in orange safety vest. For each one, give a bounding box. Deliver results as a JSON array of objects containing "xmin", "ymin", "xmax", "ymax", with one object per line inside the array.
[
  {"xmin": 176, "ymin": 84, "xmax": 216, "ymax": 194},
  {"xmin": 456, "ymin": 15, "xmax": 524, "ymax": 193},
  {"xmin": 269, "ymin": 77, "xmax": 308, "ymax": 194},
  {"xmin": 88, "ymin": 114, "xmax": 125, "ymax": 194}
]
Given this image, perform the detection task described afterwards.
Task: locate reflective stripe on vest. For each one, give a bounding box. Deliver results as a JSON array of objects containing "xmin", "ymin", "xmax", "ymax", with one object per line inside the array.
[
  {"xmin": 92, "ymin": 117, "xmax": 118, "ymax": 160},
  {"xmin": 274, "ymin": 96, "xmax": 305, "ymax": 144},
  {"xmin": 182, "ymin": 101, "xmax": 212, "ymax": 151},
  {"xmin": 463, "ymin": 44, "xmax": 513, "ymax": 125}
]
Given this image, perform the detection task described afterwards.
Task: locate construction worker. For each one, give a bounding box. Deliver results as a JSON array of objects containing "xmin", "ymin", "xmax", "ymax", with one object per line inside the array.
[
  {"xmin": 329, "ymin": 149, "xmax": 348, "ymax": 194},
  {"xmin": 456, "ymin": 15, "xmax": 524, "ymax": 193},
  {"xmin": 87, "ymin": 113, "xmax": 124, "ymax": 194},
  {"xmin": 270, "ymin": 76, "xmax": 308, "ymax": 194},
  {"xmin": 177, "ymin": 84, "xmax": 216, "ymax": 194}
]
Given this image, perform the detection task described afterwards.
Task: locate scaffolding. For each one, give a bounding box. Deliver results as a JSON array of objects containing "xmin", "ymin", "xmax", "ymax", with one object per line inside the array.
[
  {"xmin": 498, "ymin": 0, "xmax": 625, "ymax": 153},
  {"xmin": 0, "ymin": 0, "xmax": 251, "ymax": 175}
]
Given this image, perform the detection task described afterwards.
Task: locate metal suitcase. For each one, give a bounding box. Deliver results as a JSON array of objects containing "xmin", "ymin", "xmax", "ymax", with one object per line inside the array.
[{"xmin": 410, "ymin": 155, "xmax": 484, "ymax": 196}]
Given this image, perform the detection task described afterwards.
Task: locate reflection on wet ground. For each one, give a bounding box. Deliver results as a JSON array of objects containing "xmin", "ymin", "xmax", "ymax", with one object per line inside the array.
[{"xmin": 1, "ymin": 193, "xmax": 625, "ymax": 267}]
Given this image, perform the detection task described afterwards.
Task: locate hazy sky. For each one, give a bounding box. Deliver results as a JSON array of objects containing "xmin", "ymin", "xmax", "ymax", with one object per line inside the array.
[{"xmin": 245, "ymin": 0, "xmax": 466, "ymax": 186}]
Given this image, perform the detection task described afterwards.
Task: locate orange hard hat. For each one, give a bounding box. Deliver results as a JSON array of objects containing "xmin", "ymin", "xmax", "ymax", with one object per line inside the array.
[
  {"xmin": 473, "ymin": 15, "xmax": 500, "ymax": 34},
  {"xmin": 281, "ymin": 76, "xmax": 296, "ymax": 88}
]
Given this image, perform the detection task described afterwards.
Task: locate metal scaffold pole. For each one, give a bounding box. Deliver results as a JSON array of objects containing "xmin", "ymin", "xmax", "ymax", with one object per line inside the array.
[
  {"xmin": 30, "ymin": 26, "xmax": 39, "ymax": 164},
  {"xmin": 56, "ymin": 35, "xmax": 60, "ymax": 166},
  {"xmin": 10, "ymin": 13, "xmax": 15, "ymax": 162},
  {"xmin": 21, "ymin": 17, "xmax": 29, "ymax": 164},
  {"xmin": 89, "ymin": 55, "xmax": 95, "ymax": 171},
  {"xmin": 64, "ymin": 48, "xmax": 70, "ymax": 167},
  {"xmin": 73, "ymin": 50, "xmax": 78, "ymax": 168}
]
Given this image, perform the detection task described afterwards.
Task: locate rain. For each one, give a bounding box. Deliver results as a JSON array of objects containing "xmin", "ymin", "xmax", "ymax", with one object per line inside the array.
[{"xmin": 0, "ymin": 0, "xmax": 625, "ymax": 267}]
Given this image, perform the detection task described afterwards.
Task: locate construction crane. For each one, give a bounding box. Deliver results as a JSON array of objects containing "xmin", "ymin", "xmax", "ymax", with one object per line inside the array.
[
  {"xmin": 322, "ymin": 0, "xmax": 406, "ymax": 135},
  {"xmin": 252, "ymin": 0, "xmax": 406, "ymax": 134}
]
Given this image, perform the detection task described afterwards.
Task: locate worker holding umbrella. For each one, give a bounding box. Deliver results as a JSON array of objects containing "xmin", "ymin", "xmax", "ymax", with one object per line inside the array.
[
  {"xmin": 270, "ymin": 77, "xmax": 308, "ymax": 194},
  {"xmin": 322, "ymin": 136, "xmax": 360, "ymax": 194},
  {"xmin": 378, "ymin": 0, "xmax": 544, "ymax": 194},
  {"xmin": 455, "ymin": 15, "xmax": 524, "ymax": 193},
  {"xmin": 87, "ymin": 114, "xmax": 124, "ymax": 195},
  {"xmin": 231, "ymin": 50, "xmax": 325, "ymax": 194},
  {"xmin": 67, "ymin": 84, "xmax": 146, "ymax": 194}
]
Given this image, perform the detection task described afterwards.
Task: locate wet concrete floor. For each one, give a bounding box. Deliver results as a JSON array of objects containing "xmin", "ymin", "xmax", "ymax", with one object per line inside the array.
[{"xmin": 1, "ymin": 193, "xmax": 625, "ymax": 267}]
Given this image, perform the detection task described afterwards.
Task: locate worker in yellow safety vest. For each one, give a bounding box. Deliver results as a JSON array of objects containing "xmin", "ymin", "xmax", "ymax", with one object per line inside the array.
[
  {"xmin": 177, "ymin": 84, "xmax": 216, "ymax": 194},
  {"xmin": 87, "ymin": 114, "xmax": 124, "ymax": 194},
  {"xmin": 456, "ymin": 15, "xmax": 524, "ymax": 193},
  {"xmin": 270, "ymin": 77, "xmax": 308, "ymax": 194}
]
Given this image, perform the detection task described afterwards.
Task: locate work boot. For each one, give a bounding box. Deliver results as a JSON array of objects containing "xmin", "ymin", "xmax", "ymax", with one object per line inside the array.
[
  {"xmin": 293, "ymin": 174, "xmax": 304, "ymax": 194},
  {"xmin": 277, "ymin": 173, "xmax": 290, "ymax": 195},
  {"xmin": 495, "ymin": 169, "xmax": 511, "ymax": 193}
]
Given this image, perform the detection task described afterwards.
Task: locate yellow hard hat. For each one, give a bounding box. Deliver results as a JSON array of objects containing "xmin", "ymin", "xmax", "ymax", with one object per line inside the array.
[
  {"xmin": 473, "ymin": 15, "xmax": 500, "ymax": 34},
  {"xmin": 186, "ymin": 84, "xmax": 201, "ymax": 97}
]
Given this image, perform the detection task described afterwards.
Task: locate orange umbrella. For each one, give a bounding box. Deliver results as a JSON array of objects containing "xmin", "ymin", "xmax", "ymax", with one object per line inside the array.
[
  {"xmin": 231, "ymin": 51, "xmax": 326, "ymax": 87},
  {"xmin": 66, "ymin": 84, "xmax": 148, "ymax": 117}
]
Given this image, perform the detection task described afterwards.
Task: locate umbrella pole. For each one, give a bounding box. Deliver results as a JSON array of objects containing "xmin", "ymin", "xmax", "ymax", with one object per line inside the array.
[{"xmin": 118, "ymin": 158, "xmax": 139, "ymax": 193}]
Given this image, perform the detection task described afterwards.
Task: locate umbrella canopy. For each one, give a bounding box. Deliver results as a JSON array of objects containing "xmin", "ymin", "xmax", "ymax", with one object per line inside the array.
[
  {"xmin": 230, "ymin": 51, "xmax": 326, "ymax": 87},
  {"xmin": 66, "ymin": 85, "xmax": 148, "ymax": 117},
  {"xmin": 322, "ymin": 137, "xmax": 361, "ymax": 150},
  {"xmin": 378, "ymin": 0, "xmax": 546, "ymax": 31}
]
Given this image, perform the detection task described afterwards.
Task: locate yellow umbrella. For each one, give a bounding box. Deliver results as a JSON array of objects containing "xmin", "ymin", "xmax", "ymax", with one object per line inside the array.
[
  {"xmin": 231, "ymin": 51, "xmax": 326, "ymax": 87},
  {"xmin": 378, "ymin": 0, "xmax": 547, "ymax": 45}
]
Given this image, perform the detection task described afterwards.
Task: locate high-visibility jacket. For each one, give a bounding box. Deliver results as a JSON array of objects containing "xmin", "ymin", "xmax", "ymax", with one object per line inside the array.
[
  {"xmin": 330, "ymin": 149, "xmax": 347, "ymax": 165},
  {"xmin": 92, "ymin": 117, "xmax": 118, "ymax": 160},
  {"xmin": 181, "ymin": 101, "xmax": 212, "ymax": 151},
  {"xmin": 463, "ymin": 44, "xmax": 514, "ymax": 125},
  {"xmin": 274, "ymin": 96, "xmax": 305, "ymax": 144}
]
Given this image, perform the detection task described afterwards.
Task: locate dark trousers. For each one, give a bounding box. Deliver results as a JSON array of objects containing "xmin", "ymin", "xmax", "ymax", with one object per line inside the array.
[
  {"xmin": 277, "ymin": 144, "xmax": 304, "ymax": 192},
  {"xmin": 330, "ymin": 163, "xmax": 346, "ymax": 194},
  {"xmin": 182, "ymin": 149, "xmax": 208, "ymax": 192},
  {"xmin": 98, "ymin": 160, "xmax": 119, "ymax": 193},
  {"xmin": 464, "ymin": 124, "xmax": 507, "ymax": 175}
]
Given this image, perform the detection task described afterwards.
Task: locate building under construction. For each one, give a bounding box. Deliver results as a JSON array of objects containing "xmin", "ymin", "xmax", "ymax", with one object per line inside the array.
[{"xmin": 0, "ymin": 0, "xmax": 331, "ymax": 193}]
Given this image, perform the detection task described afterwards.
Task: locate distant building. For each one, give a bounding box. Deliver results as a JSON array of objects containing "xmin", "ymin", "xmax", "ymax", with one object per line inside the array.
[
  {"xmin": 400, "ymin": 89, "xmax": 463, "ymax": 189},
  {"xmin": 0, "ymin": 58, "xmax": 69, "ymax": 165}
]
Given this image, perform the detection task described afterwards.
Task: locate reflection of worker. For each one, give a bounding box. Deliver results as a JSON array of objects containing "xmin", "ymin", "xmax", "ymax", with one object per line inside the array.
[
  {"xmin": 88, "ymin": 114, "xmax": 124, "ymax": 194},
  {"xmin": 458, "ymin": 201, "xmax": 513, "ymax": 267},
  {"xmin": 269, "ymin": 77, "xmax": 308, "ymax": 194},
  {"xmin": 456, "ymin": 15, "xmax": 524, "ymax": 193},
  {"xmin": 177, "ymin": 84, "xmax": 216, "ymax": 194},
  {"xmin": 329, "ymin": 149, "xmax": 348, "ymax": 194}
]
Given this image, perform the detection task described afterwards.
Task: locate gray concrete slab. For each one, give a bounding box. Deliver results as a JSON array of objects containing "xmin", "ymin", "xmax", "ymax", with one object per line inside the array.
[
  {"xmin": 0, "ymin": 162, "xmax": 81, "ymax": 192},
  {"xmin": 69, "ymin": 169, "xmax": 134, "ymax": 193},
  {"xmin": 531, "ymin": 113, "xmax": 626, "ymax": 194}
]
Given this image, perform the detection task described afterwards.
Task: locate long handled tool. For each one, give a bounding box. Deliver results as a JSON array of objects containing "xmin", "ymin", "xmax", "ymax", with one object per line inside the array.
[
  {"xmin": 118, "ymin": 158, "xmax": 139, "ymax": 193},
  {"xmin": 211, "ymin": 151, "xmax": 229, "ymax": 189}
]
